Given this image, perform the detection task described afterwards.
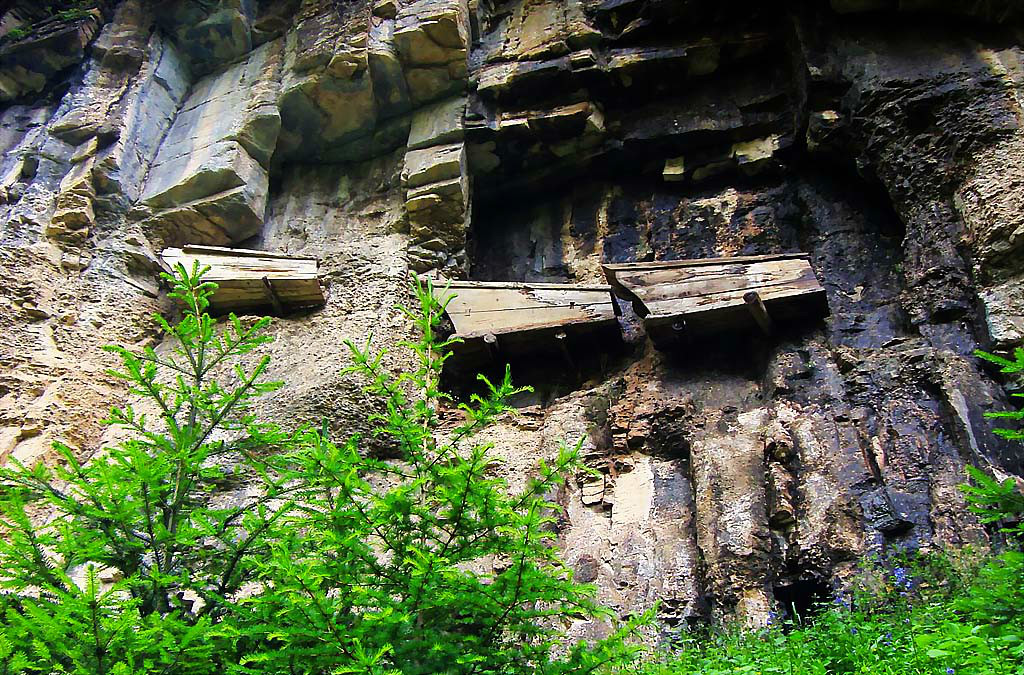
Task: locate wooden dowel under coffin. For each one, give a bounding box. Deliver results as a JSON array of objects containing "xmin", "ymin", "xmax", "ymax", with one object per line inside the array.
[
  {"xmin": 159, "ymin": 245, "xmax": 325, "ymax": 314},
  {"xmin": 603, "ymin": 253, "xmax": 827, "ymax": 346},
  {"xmin": 743, "ymin": 291, "xmax": 773, "ymax": 336}
]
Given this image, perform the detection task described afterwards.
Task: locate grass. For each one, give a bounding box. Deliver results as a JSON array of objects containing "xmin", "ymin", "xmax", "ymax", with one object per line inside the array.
[{"xmin": 635, "ymin": 548, "xmax": 1024, "ymax": 675}]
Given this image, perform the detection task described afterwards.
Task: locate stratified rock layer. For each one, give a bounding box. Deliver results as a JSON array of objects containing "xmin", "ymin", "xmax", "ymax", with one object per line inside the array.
[{"xmin": 1, "ymin": 0, "xmax": 1023, "ymax": 631}]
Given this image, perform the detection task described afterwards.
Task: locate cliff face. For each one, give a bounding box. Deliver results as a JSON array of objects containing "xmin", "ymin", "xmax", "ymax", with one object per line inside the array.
[{"xmin": 1, "ymin": 0, "xmax": 1023, "ymax": 630}]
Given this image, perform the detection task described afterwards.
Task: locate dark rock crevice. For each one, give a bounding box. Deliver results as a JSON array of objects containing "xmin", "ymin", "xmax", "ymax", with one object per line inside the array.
[{"xmin": 0, "ymin": 0, "xmax": 1022, "ymax": 628}]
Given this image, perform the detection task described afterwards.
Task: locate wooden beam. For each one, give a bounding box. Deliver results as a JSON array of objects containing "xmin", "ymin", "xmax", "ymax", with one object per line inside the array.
[
  {"xmin": 602, "ymin": 254, "xmax": 826, "ymax": 345},
  {"xmin": 444, "ymin": 280, "xmax": 614, "ymax": 292},
  {"xmin": 483, "ymin": 332, "xmax": 500, "ymax": 360},
  {"xmin": 555, "ymin": 330, "xmax": 577, "ymax": 373},
  {"xmin": 262, "ymin": 277, "xmax": 285, "ymax": 316},
  {"xmin": 180, "ymin": 244, "xmax": 318, "ymax": 262},
  {"xmin": 437, "ymin": 282, "xmax": 618, "ymax": 339},
  {"xmin": 603, "ymin": 252, "xmax": 810, "ymax": 273},
  {"xmin": 159, "ymin": 246, "xmax": 325, "ymax": 313},
  {"xmin": 743, "ymin": 291, "xmax": 773, "ymax": 335}
]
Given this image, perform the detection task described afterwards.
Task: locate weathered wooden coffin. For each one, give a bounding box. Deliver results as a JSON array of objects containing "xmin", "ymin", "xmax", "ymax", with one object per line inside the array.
[
  {"xmin": 159, "ymin": 245, "xmax": 324, "ymax": 314},
  {"xmin": 433, "ymin": 280, "xmax": 620, "ymax": 364},
  {"xmin": 603, "ymin": 253, "xmax": 827, "ymax": 345}
]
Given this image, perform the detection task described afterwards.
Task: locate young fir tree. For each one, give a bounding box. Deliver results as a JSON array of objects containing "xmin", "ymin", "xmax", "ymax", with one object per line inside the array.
[
  {"xmin": 0, "ymin": 268, "xmax": 643, "ymax": 674},
  {"xmin": 0, "ymin": 264, "xmax": 298, "ymax": 674},
  {"xmin": 975, "ymin": 346, "xmax": 1024, "ymax": 443},
  {"xmin": 232, "ymin": 277, "xmax": 644, "ymax": 675},
  {"xmin": 964, "ymin": 346, "xmax": 1024, "ymax": 539}
]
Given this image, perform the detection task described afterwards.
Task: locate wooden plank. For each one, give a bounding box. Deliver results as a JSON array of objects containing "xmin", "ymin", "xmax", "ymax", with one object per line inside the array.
[
  {"xmin": 161, "ymin": 248, "xmax": 317, "ymax": 281},
  {"xmin": 610, "ymin": 257, "xmax": 811, "ymax": 290},
  {"xmin": 433, "ymin": 281, "xmax": 617, "ymax": 340},
  {"xmin": 454, "ymin": 314, "xmax": 618, "ymax": 340},
  {"xmin": 178, "ymin": 244, "xmax": 318, "ymax": 262},
  {"xmin": 620, "ymin": 259, "xmax": 813, "ymax": 305},
  {"xmin": 159, "ymin": 246, "xmax": 325, "ymax": 313},
  {"xmin": 603, "ymin": 252, "xmax": 810, "ymax": 272},
  {"xmin": 602, "ymin": 253, "xmax": 827, "ymax": 343},
  {"xmin": 640, "ymin": 269, "xmax": 821, "ymax": 316},
  {"xmin": 442, "ymin": 280, "xmax": 615, "ymax": 292},
  {"xmin": 446, "ymin": 288, "xmax": 615, "ymax": 314},
  {"xmin": 648, "ymin": 283, "xmax": 821, "ymax": 317},
  {"xmin": 204, "ymin": 281, "xmax": 324, "ymax": 303}
]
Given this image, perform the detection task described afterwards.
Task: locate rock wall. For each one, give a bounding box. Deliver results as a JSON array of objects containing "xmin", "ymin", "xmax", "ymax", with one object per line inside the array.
[{"xmin": 1, "ymin": 0, "xmax": 1024, "ymax": 631}]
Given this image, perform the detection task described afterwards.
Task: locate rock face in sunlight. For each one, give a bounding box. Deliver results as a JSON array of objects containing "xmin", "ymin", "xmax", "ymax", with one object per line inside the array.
[{"xmin": 1, "ymin": 0, "xmax": 1023, "ymax": 630}]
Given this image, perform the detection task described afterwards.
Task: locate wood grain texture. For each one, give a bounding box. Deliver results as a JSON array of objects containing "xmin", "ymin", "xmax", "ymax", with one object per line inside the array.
[
  {"xmin": 603, "ymin": 254, "xmax": 827, "ymax": 341},
  {"xmin": 433, "ymin": 280, "xmax": 618, "ymax": 339},
  {"xmin": 159, "ymin": 246, "xmax": 324, "ymax": 313}
]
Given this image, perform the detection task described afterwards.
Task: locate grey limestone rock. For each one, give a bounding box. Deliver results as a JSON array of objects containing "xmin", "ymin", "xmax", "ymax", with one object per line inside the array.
[{"xmin": 0, "ymin": 0, "xmax": 1023, "ymax": 631}]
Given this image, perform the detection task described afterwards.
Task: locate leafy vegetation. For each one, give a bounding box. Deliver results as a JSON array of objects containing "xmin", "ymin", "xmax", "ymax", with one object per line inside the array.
[
  {"xmin": 231, "ymin": 275, "xmax": 645, "ymax": 674},
  {"xmin": 0, "ymin": 264, "xmax": 1021, "ymax": 674},
  {"xmin": 976, "ymin": 346, "xmax": 1024, "ymax": 443},
  {"xmin": 635, "ymin": 547, "xmax": 1024, "ymax": 675},
  {"xmin": 1, "ymin": 2, "xmax": 99, "ymax": 45},
  {"xmin": 0, "ymin": 265, "xmax": 642, "ymax": 674},
  {"xmin": 0, "ymin": 264, "xmax": 296, "ymax": 673}
]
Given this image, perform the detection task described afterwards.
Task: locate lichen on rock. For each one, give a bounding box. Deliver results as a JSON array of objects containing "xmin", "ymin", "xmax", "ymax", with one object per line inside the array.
[{"xmin": 0, "ymin": 0, "xmax": 1023, "ymax": 630}]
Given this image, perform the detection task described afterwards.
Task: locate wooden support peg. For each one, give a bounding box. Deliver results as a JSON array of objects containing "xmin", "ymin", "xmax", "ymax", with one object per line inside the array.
[
  {"xmin": 262, "ymin": 276, "xmax": 285, "ymax": 316},
  {"xmin": 743, "ymin": 291, "xmax": 773, "ymax": 336},
  {"xmin": 555, "ymin": 330, "xmax": 579, "ymax": 377},
  {"xmin": 483, "ymin": 332, "xmax": 500, "ymax": 360}
]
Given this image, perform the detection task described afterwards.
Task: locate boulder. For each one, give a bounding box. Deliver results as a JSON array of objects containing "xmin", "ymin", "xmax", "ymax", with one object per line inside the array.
[
  {"xmin": 275, "ymin": 2, "xmax": 382, "ymax": 162},
  {"xmin": 405, "ymin": 172, "xmax": 470, "ymax": 272},
  {"xmin": 369, "ymin": 16, "xmax": 412, "ymax": 119},
  {"xmin": 94, "ymin": 35, "xmax": 190, "ymax": 201},
  {"xmin": 154, "ymin": 0, "xmax": 256, "ymax": 76},
  {"xmin": 402, "ymin": 143, "xmax": 465, "ymax": 188},
  {"xmin": 0, "ymin": 6, "xmax": 110, "ymax": 103},
  {"xmin": 49, "ymin": 0, "xmax": 151, "ymax": 145},
  {"xmin": 138, "ymin": 42, "xmax": 281, "ymax": 244},
  {"xmin": 980, "ymin": 277, "xmax": 1024, "ymax": 348},
  {"xmin": 408, "ymin": 96, "xmax": 465, "ymax": 150},
  {"xmin": 142, "ymin": 184, "xmax": 266, "ymax": 246},
  {"xmin": 394, "ymin": 0, "xmax": 470, "ymax": 104},
  {"xmin": 141, "ymin": 140, "xmax": 266, "ymax": 210}
]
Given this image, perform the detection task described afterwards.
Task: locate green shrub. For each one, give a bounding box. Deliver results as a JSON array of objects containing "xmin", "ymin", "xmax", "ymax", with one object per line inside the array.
[
  {"xmin": 0, "ymin": 267, "xmax": 643, "ymax": 674},
  {"xmin": 230, "ymin": 276, "xmax": 645, "ymax": 674},
  {"xmin": 0, "ymin": 263, "xmax": 302, "ymax": 673},
  {"xmin": 975, "ymin": 347, "xmax": 1024, "ymax": 443},
  {"xmin": 962, "ymin": 346, "xmax": 1024, "ymax": 540},
  {"xmin": 3, "ymin": 27, "xmax": 29, "ymax": 41}
]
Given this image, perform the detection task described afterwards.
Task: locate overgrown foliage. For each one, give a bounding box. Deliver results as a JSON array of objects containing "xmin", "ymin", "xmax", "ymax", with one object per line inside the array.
[
  {"xmin": 965, "ymin": 346, "xmax": 1024, "ymax": 540},
  {"xmin": 975, "ymin": 346, "xmax": 1024, "ymax": 443},
  {"xmin": 636, "ymin": 545, "xmax": 1024, "ymax": 675},
  {"xmin": 232, "ymin": 276, "xmax": 644, "ymax": 674},
  {"xmin": 1, "ymin": 264, "xmax": 1021, "ymax": 675},
  {"xmin": 0, "ymin": 266, "xmax": 642, "ymax": 674},
  {"xmin": 0, "ymin": 263, "xmax": 296, "ymax": 673}
]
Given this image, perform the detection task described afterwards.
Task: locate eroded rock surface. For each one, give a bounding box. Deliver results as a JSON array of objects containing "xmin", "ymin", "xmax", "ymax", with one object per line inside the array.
[{"xmin": 1, "ymin": 0, "xmax": 1024, "ymax": 630}]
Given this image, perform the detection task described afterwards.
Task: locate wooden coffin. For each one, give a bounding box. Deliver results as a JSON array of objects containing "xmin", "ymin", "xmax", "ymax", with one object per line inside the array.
[
  {"xmin": 433, "ymin": 280, "xmax": 620, "ymax": 365},
  {"xmin": 159, "ymin": 245, "xmax": 324, "ymax": 314},
  {"xmin": 603, "ymin": 253, "xmax": 827, "ymax": 345}
]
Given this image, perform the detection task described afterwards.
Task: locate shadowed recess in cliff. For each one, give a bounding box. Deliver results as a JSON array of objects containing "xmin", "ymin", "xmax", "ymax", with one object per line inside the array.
[
  {"xmin": 1, "ymin": 0, "xmax": 1023, "ymax": 631},
  {"xmin": 773, "ymin": 575, "xmax": 833, "ymax": 623}
]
